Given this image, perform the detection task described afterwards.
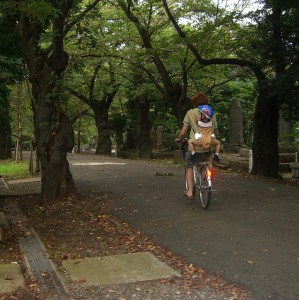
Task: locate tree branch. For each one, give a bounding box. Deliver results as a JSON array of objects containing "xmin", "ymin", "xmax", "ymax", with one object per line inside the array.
[
  {"xmin": 90, "ymin": 64, "xmax": 102, "ymax": 101},
  {"xmin": 117, "ymin": 0, "xmax": 173, "ymax": 91},
  {"xmin": 64, "ymin": 0, "xmax": 102, "ymax": 37},
  {"xmin": 66, "ymin": 87, "xmax": 92, "ymax": 107},
  {"xmin": 161, "ymin": 0, "xmax": 265, "ymax": 81},
  {"xmin": 205, "ymin": 70, "xmax": 248, "ymax": 93}
]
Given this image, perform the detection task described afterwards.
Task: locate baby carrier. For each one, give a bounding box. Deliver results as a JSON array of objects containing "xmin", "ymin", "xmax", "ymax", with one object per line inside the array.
[{"xmin": 187, "ymin": 109, "xmax": 214, "ymax": 151}]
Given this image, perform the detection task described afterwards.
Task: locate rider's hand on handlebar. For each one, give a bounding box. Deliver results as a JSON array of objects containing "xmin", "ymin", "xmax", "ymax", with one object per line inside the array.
[{"xmin": 175, "ymin": 138, "xmax": 182, "ymax": 144}]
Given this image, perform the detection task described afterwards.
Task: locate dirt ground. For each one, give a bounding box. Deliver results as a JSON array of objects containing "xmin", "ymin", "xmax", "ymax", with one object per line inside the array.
[{"xmin": 0, "ymin": 191, "xmax": 252, "ymax": 300}]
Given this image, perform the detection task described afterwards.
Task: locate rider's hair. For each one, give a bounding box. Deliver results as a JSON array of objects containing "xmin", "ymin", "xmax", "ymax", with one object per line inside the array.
[{"xmin": 191, "ymin": 92, "xmax": 209, "ymax": 106}]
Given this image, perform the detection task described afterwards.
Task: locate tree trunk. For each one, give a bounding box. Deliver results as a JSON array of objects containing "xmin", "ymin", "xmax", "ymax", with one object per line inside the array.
[
  {"xmin": 16, "ymin": 84, "xmax": 23, "ymax": 161},
  {"xmin": 92, "ymin": 101, "xmax": 112, "ymax": 156},
  {"xmin": 18, "ymin": 13, "xmax": 76, "ymax": 202},
  {"xmin": 0, "ymin": 116, "xmax": 12, "ymax": 160},
  {"xmin": 39, "ymin": 113, "xmax": 76, "ymax": 200},
  {"xmin": 34, "ymin": 77, "xmax": 76, "ymax": 202},
  {"xmin": 0, "ymin": 128, "xmax": 12, "ymax": 160},
  {"xmin": 251, "ymin": 86, "xmax": 281, "ymax": 178},
  {"xmin": 95, "ymin": 119, "xmax": 112, "ymax": 155},
  {"xmin": 136, "ymin": 100, "xmax": 153, "ymax": 159},
  {"xmin": 66, "ymin": 63, "xmax": 117, "ymax": 157},
  {"xmin": 0, "ymin": 86, "xmax": 12, "ymax": 160}
]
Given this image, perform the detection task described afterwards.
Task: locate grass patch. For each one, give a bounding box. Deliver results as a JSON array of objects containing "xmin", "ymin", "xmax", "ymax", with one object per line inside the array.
[{"xmin": 0, "ymin": 159, "xmax": 31, "ymax": 180}]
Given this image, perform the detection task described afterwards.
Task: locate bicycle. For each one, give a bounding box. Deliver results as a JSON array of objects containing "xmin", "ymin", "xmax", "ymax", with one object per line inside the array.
[{"xmin": 177, "ymin": 138, "xmax": 212, "ymax": 210}]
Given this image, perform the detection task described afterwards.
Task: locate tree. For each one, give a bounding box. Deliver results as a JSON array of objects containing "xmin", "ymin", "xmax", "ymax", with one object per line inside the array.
[
  {"xmin": 115, "ymin": 0, "xmax": 253, "ymax": 151},
  {"xmin": 64, "ymin": 4, "xmax": 127, "ymax": 155},
  {"xmin": 0, "ymin": 86, "xmax": 12, "ymax": 159},
  {"xmin": 66, "ymin": 62, "xmax": 118, "ymax": 155},
  {"xmin": 162, "ymin": 0, "xmax": 299, "ymax": 178},
  {"xmin": 68, "ymin": 0, "xmax": 195, "ymax": 156},
  {"xmin": 14, "ymin": 0, "xmax": 101, "ymax": 201},
  {"xmin": 122, "ymin": 64, "xmax": 156, "ymax": 158},
  {"xmin": 116, "ymin": 0, "xmax": 193, "ymax": 125}
]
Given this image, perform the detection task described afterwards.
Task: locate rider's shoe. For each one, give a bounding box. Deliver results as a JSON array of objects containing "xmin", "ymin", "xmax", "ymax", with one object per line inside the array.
[{"xmin": 213, "ymin": 154, "xmax": 220, "ymax": 162}]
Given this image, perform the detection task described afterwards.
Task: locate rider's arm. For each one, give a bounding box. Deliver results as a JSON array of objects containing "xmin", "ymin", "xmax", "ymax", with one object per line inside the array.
[
  {"xmin": 177, "ymin": 123, "xmax": 189, "ymax": 142},
  {"xmin": 214, "ymin": 128, "xmax": 219, "ymax": 138}
]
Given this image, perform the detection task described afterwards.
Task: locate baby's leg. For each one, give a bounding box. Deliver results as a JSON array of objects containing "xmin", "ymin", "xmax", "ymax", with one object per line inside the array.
[{"xmin": 213, "ymin": 139, "xmax": 221, "ymax": 162}]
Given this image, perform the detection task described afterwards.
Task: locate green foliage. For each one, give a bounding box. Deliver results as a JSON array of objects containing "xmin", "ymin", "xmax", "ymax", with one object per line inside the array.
[
  {"xmin": 110, "ymin": 109, "xmax": 127, "ymax": 147},
  {"xmin": 5, "ymin": 0, "xmax": 297, "ymax": 159},
  {"xmin": 0, "ymin": 3, "xmax": 24, "ymax": 83},
  {"xmin": 247, "ymin": 1, "xmax": 299, "ymax": 118},
  {"xmin": 211, "ymin": 78, "xmax": 257, "ymax": 146},
  {"xmin": 8, "ymin": 84, "xmax": 35, "ymax": 143},
  {"xmin": 74, "ymin": 115, "xmax": 98, "ymax": 147},
  {"xmin": 63, "ymin": 0, "xmax": 260, "ymax": 152},
  {"xmin": 18, "ymin": 0, "xmax": 59, "ymax": 27}
]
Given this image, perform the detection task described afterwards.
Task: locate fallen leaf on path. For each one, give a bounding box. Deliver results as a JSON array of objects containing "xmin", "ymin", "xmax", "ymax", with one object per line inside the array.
[{"xmin": 247, "ymin": 260, "xmax": 255, "ymax": 264}]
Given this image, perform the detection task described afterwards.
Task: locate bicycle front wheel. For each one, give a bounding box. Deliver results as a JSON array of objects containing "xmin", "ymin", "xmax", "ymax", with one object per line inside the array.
[{"xmin": 199, "ymin": 166, "xmax": 211, "ymax": 209}]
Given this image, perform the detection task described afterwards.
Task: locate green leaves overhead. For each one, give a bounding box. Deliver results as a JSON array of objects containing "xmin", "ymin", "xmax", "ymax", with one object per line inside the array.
[{"xmin": 18, "ymin": 0, "xmax": 59, "ymax": 27}]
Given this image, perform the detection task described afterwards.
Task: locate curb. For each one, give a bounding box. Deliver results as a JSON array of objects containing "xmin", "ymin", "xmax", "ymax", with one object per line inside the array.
[{"xmin": 4, "ymin": 201, "xmax": 70, "ymax": 299}]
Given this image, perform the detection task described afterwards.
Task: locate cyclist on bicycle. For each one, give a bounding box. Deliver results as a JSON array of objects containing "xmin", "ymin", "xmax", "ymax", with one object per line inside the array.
[{"xmin": 176, "ymin": 92, "xmax": 219, "ymax": 199}]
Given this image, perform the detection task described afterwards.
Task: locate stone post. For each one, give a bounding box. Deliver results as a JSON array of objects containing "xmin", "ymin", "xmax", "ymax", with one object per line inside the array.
[
  {"xmin": 229, "ymin": 101, "xmax": 244, "ymax": 146},
  {"xmin": 249, "ymin": 150, "xmax": 253, "ymax": 173},
  {"xmin": 278, "ymin": 113, "xmax": 293, "ymax": 144}
]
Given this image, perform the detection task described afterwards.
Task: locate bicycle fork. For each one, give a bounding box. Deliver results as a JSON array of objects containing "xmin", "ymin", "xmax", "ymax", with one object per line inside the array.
[
  {"xmin": 205, "ymin": 167, "xmax": 212, "ymax": 188},
  {"xmin": 192, "ymin": 166, "xmax": 212, "ymax": 191},
  {"xmin": 198, "ymin": 166, "xmax": 212, "ymax": 189}
]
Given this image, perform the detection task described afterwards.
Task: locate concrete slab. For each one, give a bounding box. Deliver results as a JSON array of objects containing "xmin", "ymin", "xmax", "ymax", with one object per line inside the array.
[
  {"xmin": 62, "ymin": 252, "xmax": 181, "ymax": 286},
  {"xmin": 0, "ymin": 178, "xmax": 9, "ymax": 190},
  {"xmin": 0, "ymin": 263, "xmax": 25, "ymax": 293},
  {"xmin": 6, "ymin": 177, "xmax": 41, "ymax": 185},
  {"xmin": 0, "ymin": 178, "xmax": 41, "ymax": 196}
]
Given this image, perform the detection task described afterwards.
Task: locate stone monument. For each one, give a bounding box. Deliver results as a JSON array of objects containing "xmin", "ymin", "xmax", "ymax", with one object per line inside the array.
[
  {"xmin": 229, "ymin": 101, "xmax": 244, "ymax": 146},
  {"xmin": 278, "ymin": 113, "xmax": 293, "ymax": 146}
]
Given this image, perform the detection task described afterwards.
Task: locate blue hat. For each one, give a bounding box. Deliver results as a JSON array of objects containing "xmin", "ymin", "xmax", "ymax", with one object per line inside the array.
[{"xmin": 198, "ymin": 105, "xmax": 214, "ymax": 119}]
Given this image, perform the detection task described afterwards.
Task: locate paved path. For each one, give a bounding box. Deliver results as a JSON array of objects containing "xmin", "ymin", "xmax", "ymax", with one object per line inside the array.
[{"xmin": 68, "ymin": 153, "xmax": 299, "ymax": 300}]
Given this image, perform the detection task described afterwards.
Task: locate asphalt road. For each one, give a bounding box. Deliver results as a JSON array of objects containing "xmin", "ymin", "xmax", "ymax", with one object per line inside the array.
[{"xmin": 68, "ymin": 153, "xmax": 299, "ymax": 300}]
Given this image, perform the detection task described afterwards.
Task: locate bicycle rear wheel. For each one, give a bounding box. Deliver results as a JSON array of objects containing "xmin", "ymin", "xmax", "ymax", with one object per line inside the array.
[{"xmin": 199, "ymin": 166, "xmax": 211, "ymax": 209}]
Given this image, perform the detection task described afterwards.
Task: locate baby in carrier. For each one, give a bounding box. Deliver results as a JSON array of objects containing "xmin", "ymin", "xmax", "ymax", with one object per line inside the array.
[{"xmin": 188, "ymin": 105, "xmax": 221, "ymax": 162}]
